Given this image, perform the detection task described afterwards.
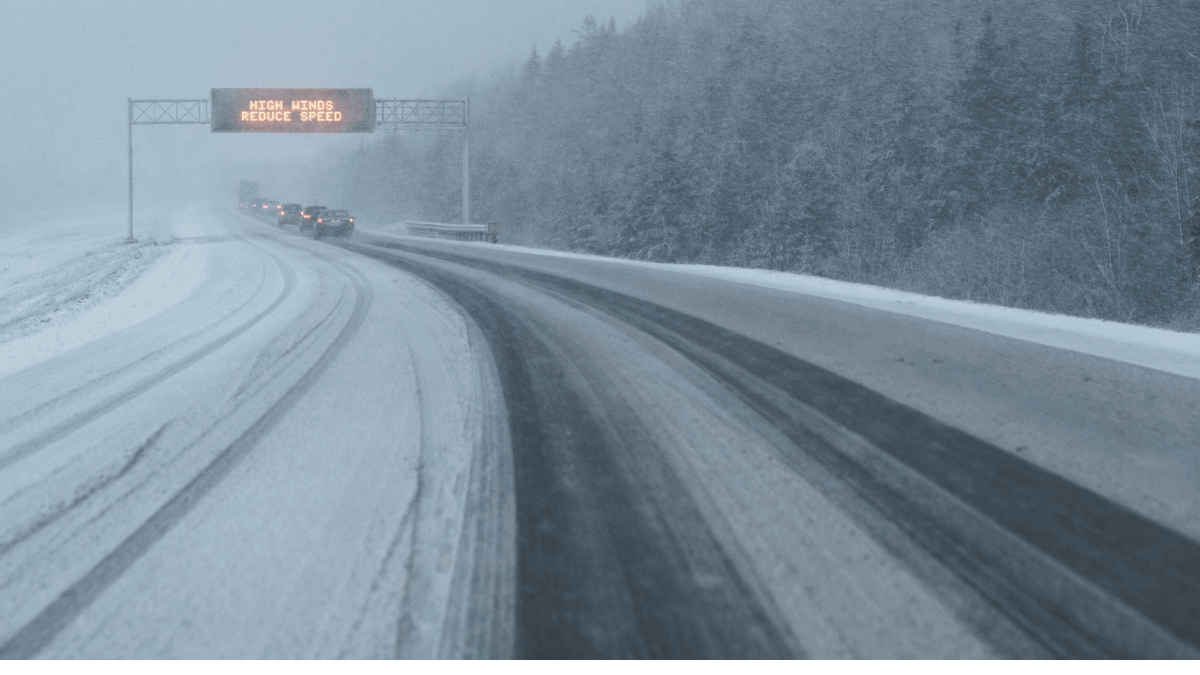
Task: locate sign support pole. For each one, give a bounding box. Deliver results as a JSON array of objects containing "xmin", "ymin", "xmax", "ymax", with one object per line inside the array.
[
  {"xmin": 127, "ymin": 98, "xmax": 134, "ymax": 243},
  {"xmin": 462, "ymin": 97, "xmax": 470, "ymax": 224}
]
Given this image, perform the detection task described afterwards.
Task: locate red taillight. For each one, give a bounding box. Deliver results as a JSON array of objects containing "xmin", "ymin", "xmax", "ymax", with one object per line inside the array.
[
  {"xmin": 318, "ymin": 219, "xmax": 323, "ymax": 223},
  {"xmin": 349, "ymin": 218, "xmax": 353, "ymax": 222}
]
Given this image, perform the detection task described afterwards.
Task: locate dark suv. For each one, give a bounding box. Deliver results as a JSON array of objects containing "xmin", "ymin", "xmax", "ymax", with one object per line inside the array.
[
  {"xmin": 278, "ymin": 203, "xmax": 302, "ymax": 226},
  {"xmin": 313, "ymin": 210, "xmax": 354, "ymax": 238},
  {"xmin": 300, "ymin": 205, "xmax": 327, "ymax": 232}
]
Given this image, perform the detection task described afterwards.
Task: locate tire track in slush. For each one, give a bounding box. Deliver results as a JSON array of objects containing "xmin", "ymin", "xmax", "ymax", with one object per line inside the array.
[
  {"xmin": 0, "ymin": 423, "xmax": 171, "ymax": 558},
  {"xmin": 0, "ymin": 251, "xmax": 374, "ymax": 660},
  {"xmin": 350, "ymin": 244, "xmax": 798, "ymax": 659},
  {"xmin": 0, "ymin": 239, "xmax": 298, "ymax": 473},
  {"xmin": 352, "ymin": 239, "xmax": 1200, "ymax": 659},
  {"xmin": 0, "ymin": 232, "xmax": 273, "ymax": 435},
  {"xmin": 0, "ymin": 233, "xmax": 294, "ymax": 564}
]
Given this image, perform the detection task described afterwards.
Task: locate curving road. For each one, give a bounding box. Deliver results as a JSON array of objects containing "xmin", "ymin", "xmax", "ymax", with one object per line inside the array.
[{"xmin": 1, "ymin": 206, "xmax": 1198, "ymax": 658}]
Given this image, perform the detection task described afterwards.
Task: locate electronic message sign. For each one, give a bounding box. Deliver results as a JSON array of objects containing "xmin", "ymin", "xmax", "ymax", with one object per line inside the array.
[{"xmin": 211, "ymin": 88, "xmax": 374, "ymax": 133}]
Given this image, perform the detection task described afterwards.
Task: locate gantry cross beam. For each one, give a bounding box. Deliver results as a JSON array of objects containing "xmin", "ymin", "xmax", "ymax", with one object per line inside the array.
[
  {"xmin": 374, "ymin": 99, "xmax": 466, "ymax": 130},
  {"xmin": 131, "ymin": 99, "xmax": 210, "ymax": 125}
]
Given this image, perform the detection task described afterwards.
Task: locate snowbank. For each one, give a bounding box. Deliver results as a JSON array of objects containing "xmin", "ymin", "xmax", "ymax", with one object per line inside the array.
[
  {"xmin": 362, "ymin": 227, "xmax": 1200, "ymax": 382},
  {"xmin": 0, "ymin": 205, "xmax": 209, "ymax": 378}
]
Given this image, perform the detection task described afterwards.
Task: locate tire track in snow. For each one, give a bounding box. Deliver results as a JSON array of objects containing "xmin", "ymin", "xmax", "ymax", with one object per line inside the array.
[
  {"xmin": 0, "ymin": 423, "xmax": 171, "ymax": 558},
  {"xmin": 346, "ymin": 241, "xmax": 798, "ymax": 659},
  {"xmin": 0, "ymin": 246, "xmax": 374, "ymax": 659},
  {"xmin": 0, "ymin": 229, "xmax": 268, "ymax": 429},
  {"xmin": 351, "ymin": 239, "xmax": 1200, "ymax": 659},
  {"xmin": 0, "ymin": 237, "xmax": 296, "ymax": 473}
]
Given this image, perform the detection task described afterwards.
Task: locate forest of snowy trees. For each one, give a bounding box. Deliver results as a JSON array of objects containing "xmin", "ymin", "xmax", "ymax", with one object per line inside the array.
[{"xmin": 324, "ymin": 0, "xmax": 1200, "ymax": 328}]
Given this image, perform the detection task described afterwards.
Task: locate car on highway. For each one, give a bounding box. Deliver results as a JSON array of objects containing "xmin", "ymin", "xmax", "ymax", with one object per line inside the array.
[
  {"xmin": 313, "ymin": 209, "xmax": 354, "ymax": 238},
  {"xmin": 300, "ymin": 205, "xmax": 327, "ymax": 231},
  {"xmin": 257, "ymin": 200, "xmax": 278, "ymax": 220},
  {"xmin": 278, "ymin": 203, "xmax": 302, "ymax": 226}
]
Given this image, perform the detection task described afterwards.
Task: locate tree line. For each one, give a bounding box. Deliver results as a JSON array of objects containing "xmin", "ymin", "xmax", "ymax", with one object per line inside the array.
[{"xmin": 327, "ymin": 0, "xmax": 1200, "ymax": 328}]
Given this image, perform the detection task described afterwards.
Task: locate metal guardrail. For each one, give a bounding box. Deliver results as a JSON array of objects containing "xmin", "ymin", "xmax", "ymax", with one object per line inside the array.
[{"xmin": 405, "ymin": 221, "xmax": 500, "ymax": 243}]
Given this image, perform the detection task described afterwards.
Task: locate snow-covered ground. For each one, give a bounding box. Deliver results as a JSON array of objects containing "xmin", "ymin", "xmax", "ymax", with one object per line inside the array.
[{"xmin": 364, "ymin": 223, "xmax": 1200, "ymax": 382}]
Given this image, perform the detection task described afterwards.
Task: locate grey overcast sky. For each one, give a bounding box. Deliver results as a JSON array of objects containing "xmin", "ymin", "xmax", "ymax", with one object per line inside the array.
[{"xmin": 1, "ymin": 0, "xmax": 649, "ymax": 210}]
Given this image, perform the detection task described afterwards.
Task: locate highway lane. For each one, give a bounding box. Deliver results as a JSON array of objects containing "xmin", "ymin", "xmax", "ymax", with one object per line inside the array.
[
  {"xmin": 1, "ymin": 206, "xmax": 1198, "ymax": 658},
  {"xmin": 0, "ymin": 209, "xmax": 494, "ymax": 658},
  {"xmin": 346, "ymin": 232, "xmax": 1200, "ymax": 659},
  {"xmin": 364, "ymin": 250, "xmax": 802, "ymax": 658}
]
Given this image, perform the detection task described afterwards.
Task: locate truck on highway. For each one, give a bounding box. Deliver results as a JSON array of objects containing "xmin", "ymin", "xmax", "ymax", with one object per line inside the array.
[{"xmin": 238, "ymin": 180, "xmax": 260, "ymax": 210}]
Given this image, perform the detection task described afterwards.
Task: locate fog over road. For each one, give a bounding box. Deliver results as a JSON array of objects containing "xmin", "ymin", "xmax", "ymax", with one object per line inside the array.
[{"xmin": 1, "ymin": 206, "xmax": 1198, "ymax": 658}]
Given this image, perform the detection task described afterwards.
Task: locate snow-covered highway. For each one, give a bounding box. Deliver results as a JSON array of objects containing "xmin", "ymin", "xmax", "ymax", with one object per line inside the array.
[
  {"xmin": 0, "ymin": 206, "xmax": 488, "ymax": 658},
  {"xmin": 1, "ymin": 205, "xmax": 1199, "ymax": 658}
]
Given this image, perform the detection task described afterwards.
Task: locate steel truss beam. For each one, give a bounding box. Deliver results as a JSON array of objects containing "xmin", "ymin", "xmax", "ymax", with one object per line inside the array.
[
  {"xmin": 130, "ymin": 99, "xmax": 210, "ymax": 125},
  {"xmin": 374, "ymin": 99, "xmax": 466, "ymax": 130}
]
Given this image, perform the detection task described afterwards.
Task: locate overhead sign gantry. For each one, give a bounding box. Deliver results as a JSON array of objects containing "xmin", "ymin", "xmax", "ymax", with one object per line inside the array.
[
  {"xmin": 126, "ymin": 89, "xmax": 471, "ymax": 241},
  {"xmin": 210, "ymin": 88, "xmax": 375, "ymax": 133}
]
